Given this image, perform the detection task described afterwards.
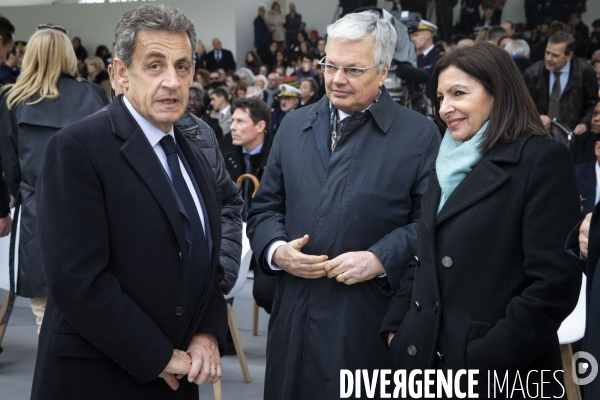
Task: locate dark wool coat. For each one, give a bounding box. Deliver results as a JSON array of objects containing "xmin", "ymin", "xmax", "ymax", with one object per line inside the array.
[
  {"xmin": 247, "ymin": 87, "xmax": 440, "ymax": 400},
  {"xmin": 383, "ymin": 135, "xmax": 582, "ymax": 399},
  {"xmin": 31, "ymin": 97, "xmax": 240, "ymax": 399},
  {"xmin": 0, "ymin": 76, "xmax": 107, "ymax": 299}
]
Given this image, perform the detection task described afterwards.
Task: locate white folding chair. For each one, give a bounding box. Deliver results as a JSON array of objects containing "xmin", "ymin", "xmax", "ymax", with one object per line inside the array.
[{"xmin": 558, "ymin": 274, "xmax": 587, "ymax": 400}]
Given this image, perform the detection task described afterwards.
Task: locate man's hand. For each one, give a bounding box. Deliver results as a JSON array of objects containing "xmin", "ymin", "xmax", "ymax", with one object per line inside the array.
[
  {"xmin": 540, "ymin": 115, "xmax": 551, "ymax": 129},
  {"xmin": 0, "ymin": 215, "xmax": 12, "ymax": 237},
  {"xmin": 159, "ymin": 349, "xmax": 192, "ymax": 390},
  {"xmin": 580, "ymin": 212, "xmax": 592, "ymax": 258},
  {"xmin": 185, "ymin": 333, "xmax": 221, "ymax": 386},
  {"xmin": 574, "ymin": 124, "xmax": 587, "ymax": 135},
  {"xmin": 272, "ymin": 235, "xmax": 329, "ymax": 279},
  {"xmin": 387, "ymin": 332, "xmax": 395, "ymax": 347},
  {"xmin": 324, "ymin": 251, "xmax": 385, "ymax": 285}
]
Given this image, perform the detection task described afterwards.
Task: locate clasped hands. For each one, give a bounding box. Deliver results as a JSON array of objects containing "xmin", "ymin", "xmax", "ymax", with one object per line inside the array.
[
  {"xmin": 272, "ymin": 234, "xmax": 385, "ymax": 284},
  {"xmin": 159, "ymin": 332, "xmax": 220, "ymax": 390}
]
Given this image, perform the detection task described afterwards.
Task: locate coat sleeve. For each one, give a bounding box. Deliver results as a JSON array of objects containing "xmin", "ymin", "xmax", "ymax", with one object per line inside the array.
[
  {"xmin": 0, "ymin": 99, "xmax": 21, "ymax": 202},
  {"xmin": 210, "ymin": 127, "xmax": 243, "ymax": 295},
  {"xmin": 195, "ymin": 263, "xmax": 229, "ymax": 355},
  {"xmin": 36, "ymin": 132, "xmax": 174, "ymax": 384},
  {"xmin": 380, "ymin": 258, "xmax": 417, "ymax": 338},
  {"xmin": 246, "ymin": 128, "xmax": 289, "ymax": 275},
  {"xmin": 467, "ymin": 140, "xmax": 582, "ymax": 370},
  {"xmin": 368, "ymin": 125, "xmax": 440, "ymax": 291}
]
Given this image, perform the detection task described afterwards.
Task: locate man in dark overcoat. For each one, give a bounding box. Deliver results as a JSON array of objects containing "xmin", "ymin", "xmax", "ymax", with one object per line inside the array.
[
  {"xmin": 31, "ymin": 5, "xmax": 242, "ymax": 399},
  {"xmin": 247, "ymin": 10, "xmax": 440, "ymax": 400},
  {"xmin": 568, "ymin": 88, "xmax": 600, "ymax": 400}
]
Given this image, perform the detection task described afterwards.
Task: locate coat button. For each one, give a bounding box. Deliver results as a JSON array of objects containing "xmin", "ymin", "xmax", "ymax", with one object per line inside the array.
[
  {"xmin": 437, "ymin": 351, "xmax": 444, "ymax": 360},
  {"xmin": 441, "ymin": 256, "xmax": 453, "ymax": 267},
  {"xmin": 179, "ymin": 252, "xmax": 182, "ymax": 260},
  {"xmin": 434, "ymin": 301, "xmax": 439, "ymax": 313},
  {"xmin": 407, "ymin": 345, "xmax": 417, "ymax": 356},
  {"xmin": 414, "ymin": 301, "xmax": 421, "ymax": 312},
  {"xmin": 174, "ymin": 307, "xmax": 184, "ymax": 316},
  {"xmin": 413, "ymin": 255, "xmax": 420, "ymax": 266},
  {"xmin": 185, "ymin": 240, "xmax": 190, "ymax": 249}
]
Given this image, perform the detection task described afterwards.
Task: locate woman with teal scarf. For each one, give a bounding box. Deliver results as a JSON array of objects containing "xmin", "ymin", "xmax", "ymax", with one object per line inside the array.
[{"xmin": 382, "ymin": 42, "xmax": 581, "ymax": 398}]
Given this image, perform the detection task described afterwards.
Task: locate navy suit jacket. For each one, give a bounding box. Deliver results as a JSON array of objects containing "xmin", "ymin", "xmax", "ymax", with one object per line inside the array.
[
  {"xmin": 31, "ymin": 96, "xmax": 229, "ymax": 400},
  {"xmin": 576, "ymin": 161, "xmax": 597, "ymax": 218}
]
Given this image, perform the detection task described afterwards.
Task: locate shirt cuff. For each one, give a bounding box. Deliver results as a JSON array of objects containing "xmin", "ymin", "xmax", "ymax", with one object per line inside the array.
[
  {"xmin": 266, "ymin": 240, "xmax": 287, "ymax": 271},
  {"xmin": 377, "ymin": 273, "xmax": 387, "ymax": 278}
]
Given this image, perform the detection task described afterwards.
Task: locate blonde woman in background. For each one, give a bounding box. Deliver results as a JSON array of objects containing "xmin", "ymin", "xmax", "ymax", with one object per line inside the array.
[
  {"xmin": 0, "ymin": 26, "xmax": 107, "ymax": 334},
  {"xmin": 85, "ymin": 55, "xmax": 110, "ymax": 99}
]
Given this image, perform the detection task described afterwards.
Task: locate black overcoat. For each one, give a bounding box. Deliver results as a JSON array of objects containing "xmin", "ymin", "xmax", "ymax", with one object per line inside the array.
[
  {"xmin": 383, "ymin": 135, "xmax": 582, "ymax": 398},
  {"xmin": 0, "ymin": 76, "xmax": 107, "ymax": 299},
  {"xmin": 31, "ymin": 97, "xmax": 239, "ymax": 399},
  {"xmin": 247, "ymin": 88, "xmax": 440, "ymax": 399}
]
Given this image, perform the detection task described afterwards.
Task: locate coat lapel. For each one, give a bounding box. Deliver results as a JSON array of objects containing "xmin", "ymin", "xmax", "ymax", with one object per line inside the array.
[
  {"xmin": 174, "ymin": 127, "xmax": 222, "ymax": 263},
  {"xmin": 108, "ymin": 97, "xmax": 186, "ymax": 252},
  {"xmin": 436, "ymin": 136, "xmax": 531, "ymax": 226},
  {"xmin": 304, "ymin": 96, "xmax": 331, "ymax": 168},
  {"xmin": 420, "ymin": 171, "xmax": 441, "ymax": 238}
]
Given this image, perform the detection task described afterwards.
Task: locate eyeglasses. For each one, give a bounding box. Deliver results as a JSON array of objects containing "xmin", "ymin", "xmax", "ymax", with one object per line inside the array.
[
  {"xmin": 37, "ymin": 24, "xmax": 68, "ymax": 35},
  {"xmin": 210, "ymin": 77, "xmax": 220, "ymax": 81},
  {"xmin": 317, "ymin": 56, "xmax": 379, "ymax": 78}
]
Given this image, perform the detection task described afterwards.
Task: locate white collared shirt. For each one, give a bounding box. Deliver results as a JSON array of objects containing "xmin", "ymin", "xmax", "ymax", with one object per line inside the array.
[
  {"xmin": 123, "ymin": 96, "xmax": 205, "ymax": 234},
  {"xmin": 220, "ymin": 104, "xmax": 231, "ymax": 118},
  {"xmin": 422, "ymin": 44, "xmax": 435, "ymax": 57},
  {"xmin": 548, "ymin": 61, "xmax": 571, "ymax": 97}
]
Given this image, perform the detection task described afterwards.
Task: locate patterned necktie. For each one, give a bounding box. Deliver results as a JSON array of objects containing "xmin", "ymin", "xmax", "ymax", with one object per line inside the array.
[
  {"xmin": 159, "ymin": 135, "xmax": 210, "ymax": 317},
  {"xmin": 548, "ymin": 71, "xmax": 561, "ymax": 120}
]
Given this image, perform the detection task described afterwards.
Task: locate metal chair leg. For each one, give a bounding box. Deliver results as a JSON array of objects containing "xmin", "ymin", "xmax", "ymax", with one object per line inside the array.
[
  {"xmin": 561, "ymin": 343, "xmax": 582, "ymax": 400},
  {"xmin": 0, "ymin": 291, "xmax": 14, "ymax": 353}
]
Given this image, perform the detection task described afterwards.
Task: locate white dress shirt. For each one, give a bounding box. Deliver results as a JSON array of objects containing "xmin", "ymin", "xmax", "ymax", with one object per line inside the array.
[
  {"xmin": 422, "ymin": 44, "xmax": 435, "ymax": 58},
  {"xmin": 123, "ymin": 96, "xmax": 205, "ymax": 234}
]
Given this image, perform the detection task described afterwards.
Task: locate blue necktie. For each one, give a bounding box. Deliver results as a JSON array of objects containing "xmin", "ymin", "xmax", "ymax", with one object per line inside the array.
[{"xmin": 159, "ymin": 135, "xmax": 210, "ymax": 318}]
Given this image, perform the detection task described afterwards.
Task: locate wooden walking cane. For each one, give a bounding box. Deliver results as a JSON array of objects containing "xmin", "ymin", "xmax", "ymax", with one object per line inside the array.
[{"xmin": 236, "ymin": 174, "xmax": 261, "ymax": 336}]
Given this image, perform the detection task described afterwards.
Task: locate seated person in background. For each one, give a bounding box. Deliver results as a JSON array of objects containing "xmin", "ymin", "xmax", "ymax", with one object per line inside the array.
[
  {"xmin": 245, "ymin": 85, "xmax": 263, "ymax": 99},
  {"xmin": 292, "ymin": 53, "xmax": 317, "ymax": 84},
  {"xmin": 0, "ymin": 46, "xmax": 20, "ymax": 84},
  {"xmin": 270, "ymin": 83, "xmax": 301, "ymax": 136},
  {"xmin": 210, "ymin": 86, "xmax": 233, "ymax": 150},
  {"xmin": 264, "ymin": 72, "xmax": 281, "ymax": 109},
  {"xmin": 222, "ymin": 97, "xmax": 277, "ymax": 314},
  {"xmin": 299, "ymin": 77, "xmax": 318, "ymax": 107},
  {"xmin": 487, "ymin": 26, "xmax": 507, "ymax": 45},
  {"xmin": 188, "ymin": 81, "xmax": 223, "ymax": 139},
  {"xmin": 85, "ymin": 55, "xmax": 111, "ymax": 99},
  {"xmin": 504, "ymin": 39, "xmax": 531, "ymax": 75},
  {"xmin": 571, "ymin": 102, "xmax": 600, "ymax": 165}
]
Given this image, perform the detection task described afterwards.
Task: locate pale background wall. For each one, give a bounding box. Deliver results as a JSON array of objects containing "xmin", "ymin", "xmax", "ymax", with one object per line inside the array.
[{"xmin": 0, "ymin": 0, "xmax": 598, "ymax": 67}]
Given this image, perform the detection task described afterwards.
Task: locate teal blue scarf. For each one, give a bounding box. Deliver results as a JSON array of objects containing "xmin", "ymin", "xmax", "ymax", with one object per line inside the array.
[{"xmin": 436, "ymin": 121, "xmax": 489, "ymax": 214}]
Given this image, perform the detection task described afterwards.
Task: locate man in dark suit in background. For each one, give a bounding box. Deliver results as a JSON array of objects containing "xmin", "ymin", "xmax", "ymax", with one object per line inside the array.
[
  {"xmin": 206, "ymin": 37, "xmax": 236, "ymax": 72},
  {"xmin": 410, "ymin": 19, "xmax": 440, "ymax": 96},
  {"xmin": 575, "ymin": 139, "xmax": 600, "ymax": 219},
  {"xmin": 31, "ymin": 5, "xmax": 242, "ymax": 399}
]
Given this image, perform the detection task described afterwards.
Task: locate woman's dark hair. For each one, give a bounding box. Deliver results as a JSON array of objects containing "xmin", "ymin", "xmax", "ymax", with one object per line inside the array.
[
  {"xmin": 95, "ymin": 45, "xmax": 110, "ymax": 57},
  {"xmin": 431, "ymin": 42, "xmax": 549, "ymax": 153},
  {"xmin": 245, "ymin": 50, "xmax": 262, "ymax": 68}
]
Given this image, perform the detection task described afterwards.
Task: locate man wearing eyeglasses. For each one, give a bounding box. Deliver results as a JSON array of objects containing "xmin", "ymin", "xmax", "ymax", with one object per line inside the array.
[{"xmin": 247, "ymin": 10, "xmax": 440, "ymax": 400}]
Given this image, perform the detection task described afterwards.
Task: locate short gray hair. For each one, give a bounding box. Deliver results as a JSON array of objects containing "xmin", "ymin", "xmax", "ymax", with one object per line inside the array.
[
  {"xmin": 504, "ymin": 39, "xmax": 530, "ymax": 58},
  {"xmin": 325, "ymin": 11, "xmax": 396, "ymax": 73},
  {"xmin": 114, "ymin": 4, "xmax": 197, "ymax": 69},
  {"xmin": 236, "ymin": 67, "xmax": 255, "ymax": 86},
  {"xmin": 245, "ymin": 85, "xmax": 264, "ymax": 99}
]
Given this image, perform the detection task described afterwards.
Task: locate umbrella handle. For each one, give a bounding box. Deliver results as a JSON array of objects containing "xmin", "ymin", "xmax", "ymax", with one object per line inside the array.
[{"xmin": 236, "ymin": 174, "xmax": 260, "ymax": 198}]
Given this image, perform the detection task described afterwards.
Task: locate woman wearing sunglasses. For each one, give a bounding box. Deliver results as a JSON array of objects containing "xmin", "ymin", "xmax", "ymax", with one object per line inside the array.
[{"xmin": 0, "ymin": 26, "xmax": 107, "ymax": 334}]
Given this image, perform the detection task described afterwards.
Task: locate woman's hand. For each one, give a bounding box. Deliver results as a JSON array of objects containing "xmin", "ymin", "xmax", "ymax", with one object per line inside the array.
[{"xmin": 387, "ymin": 332, "xmax": 395, "ymax": 347}]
